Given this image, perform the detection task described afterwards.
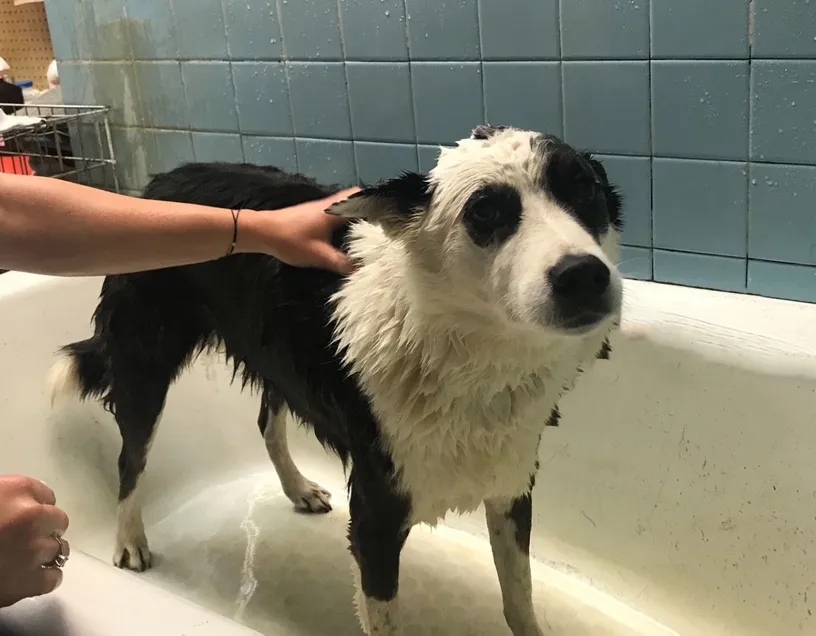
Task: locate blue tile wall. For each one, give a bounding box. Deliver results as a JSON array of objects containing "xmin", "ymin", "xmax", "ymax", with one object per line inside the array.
[
  {"xmin": 651, "ymin": 61, "xmax": 749, "ymax": 160},
  {"xmin": 296, "ymin": 139, "xmax": 356, "ymax": 185},
  {"xmin": 651, "ymin": 0, "xmax": 749, "ymax": 59},
  {"xmin": 355, "ymin": 142, "xmax": 419, "ymax": 185},
  {"xmin": 418, "ymin": 145, "xmax": 443, "ymax": 173},
  {"xmin": 79, "ymin": 0, "xmax": 131, "ymax": 61},
  {"xmin": 596, "ymin": 155, "xmax": 652, "ymax": 248},
  {"xmin": 340, "ymin": 0, "xmax": 408, "ymax": 61},
  {"xmin": 405, "ymin": 0, "xmax": 480, "ymax": 60},
  {"xmin": 42, "ymin": 0, "xmax": 816, "ymax": 303},
  {"xmin": 108, "ymin": 127, "xmax": 148, "ymax": 191},
  {"xmin": 652, "ymin": 159, "xmax": 748, "ymax": 257},
  {"xmin": 57, "ymin": 62, "xmax": 95, "ymax": 105},
  {"xmin": 181, "ymin": 62, "xmax": 238, "ymax": 133},
  {"xmin": 90, "ymin": 63, "xmax": 140, "ymax": 127},
  {"xmin": 654, "ymin": 251, "xmax": 747, "ymax": 293},
  {"xmin": 748, "ymin": 261, "xmax": 816, "ymax": 303},
  {"xmin": 483, "ymin": 62, "xmax": 562, "ymax": 137},
  {"xmin": 619, "ymin": 246, "xmax": 653, "ymax": 281},
  {"xmin": 411, "ymin": 62, "xmax": 484, "ymax": 144},
  {"xmin": 478, "ymin": 0, "xmax": 559, "ymax": 60},
  {"xmin": 749, "ymin": 163, "xmax": 816, "ymax": 266},
  {"xmin": 192, "ymin": 133, "xmax": 244, "ymax": 163},
  {"xmin": 752, "ymin": 0, "xmax": 816, "ymax": 58},
  {"xmin": 287, "ymin": 62, "xmax": 352, "ymax": 139},
  {"xmin": 133, "ymin": 62, "xmax": 189, "ymax": 129},
  {"xmin": 222, "ymin": 0, "xmax": 283, "ymax": 60},
  {"xmin": 278, "ymin": 0, "xmax": 343, "ymax": 60},
  {"xmin": 751, "ymin": 61, "xmax": 816, "ymax": 164},
  {"xmin": 143, "ymin": 129, "xmax": 194, "ymax": 174},
  {"xmin": 173, "ymin": 0, "xmax": 229, "ymax": 61},
  {"xmin": 123, "ymin": 0, "xmax": 178, "ymax": 60},
  {"xmin": 561, "ymin": 0, "xmax": 649, "ymax": 60},
  {"xmin": 232, "ymin": 62, "xmax": 292, "ymax": 136},
  {"xmin": 242, "ymin": 136, "xmax": 298, "ymax": 172},
  {"xmin": 563, "ymin": 62, "xmax": 650, "ymax": 155},
  {"xmin": 346, "ymin": 63, "xmax": 414, "ymax": 142}
]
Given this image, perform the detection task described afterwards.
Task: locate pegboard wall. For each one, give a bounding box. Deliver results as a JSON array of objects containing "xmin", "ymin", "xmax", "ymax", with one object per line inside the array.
[{"xmin": 0, "ymin": 0, "xmax": 53, "ymax": 89}]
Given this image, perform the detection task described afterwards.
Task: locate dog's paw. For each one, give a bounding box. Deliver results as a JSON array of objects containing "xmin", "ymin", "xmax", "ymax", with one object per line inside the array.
[
  {"xmin": 286, "ymin": 477, "xmax": 332, "ymax": 513},
  {"xmin": 113, "ymin": 537, "xmax": 152, "ymax": 572}
]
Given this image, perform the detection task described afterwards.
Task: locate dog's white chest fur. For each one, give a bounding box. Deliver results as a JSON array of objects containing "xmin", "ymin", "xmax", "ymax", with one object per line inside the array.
[
  {"xmin": 333, "ymin": 225, "xmax": 612, "ymax": 525},
  {"xmin": 383, "ymin": 379, "xmax": 553, "ymax": 524}
]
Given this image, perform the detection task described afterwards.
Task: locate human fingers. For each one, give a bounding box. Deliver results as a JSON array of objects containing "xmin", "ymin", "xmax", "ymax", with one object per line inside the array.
[
  {"xmin": 26, "ymin": 479, "xmax": 56, "ymax": 507},
  {"xmin": 33, "ymin": 504, "xmax": 69, "ymax": 537},
  {"xmin": 0, "ymin": 475, "xmax": 55, "ymax": 506},
  {"xmin": 35, "ymin": 533, "xmax": 70, "ymax": 567},
  {"xmin": 315, "ymin": 243, "xmax": 355, "ymax": 275}
]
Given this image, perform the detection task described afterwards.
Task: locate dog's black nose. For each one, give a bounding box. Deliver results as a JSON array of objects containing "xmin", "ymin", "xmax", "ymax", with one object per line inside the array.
[{"xmin": 549, "ymin": 254, "xmax": 610, "ymax": 303}]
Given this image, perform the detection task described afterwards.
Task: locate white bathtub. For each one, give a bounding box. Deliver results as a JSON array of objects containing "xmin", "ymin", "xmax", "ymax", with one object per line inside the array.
[{"xmin": 0, "ymin": 272, "xmax": 814, "ymax": 636}]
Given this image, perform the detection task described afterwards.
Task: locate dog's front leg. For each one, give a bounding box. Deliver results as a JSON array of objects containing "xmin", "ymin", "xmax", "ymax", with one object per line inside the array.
[
  {"xmin": 348, "ymin": 469, "xmax": 411, "ymax": 635},
  {"xmin": 485, "ymin": 489, "xmax": 547, "ymax": 636}
]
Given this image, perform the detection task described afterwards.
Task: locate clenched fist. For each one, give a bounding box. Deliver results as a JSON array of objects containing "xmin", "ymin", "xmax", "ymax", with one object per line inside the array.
[{"xmin": 0, "ymin": 475, "xmax": 70, "ymax": 608}]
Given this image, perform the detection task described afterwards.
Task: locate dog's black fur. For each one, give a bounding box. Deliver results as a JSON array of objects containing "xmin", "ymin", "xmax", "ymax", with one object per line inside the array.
[{"xmin": 62, "ymin": 162, "xmax": 414, "ymax": 600}]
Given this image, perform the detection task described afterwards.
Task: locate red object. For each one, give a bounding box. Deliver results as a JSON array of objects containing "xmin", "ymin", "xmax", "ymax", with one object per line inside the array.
[{"xmin": 0, "ymin": 154, "xmax": 33, "ymax": 175}]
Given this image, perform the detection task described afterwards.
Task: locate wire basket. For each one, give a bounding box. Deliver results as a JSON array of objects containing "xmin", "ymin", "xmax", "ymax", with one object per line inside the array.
[{"xmin": 0, "ymin": 103, "xmax": 119, "ymax": 192}]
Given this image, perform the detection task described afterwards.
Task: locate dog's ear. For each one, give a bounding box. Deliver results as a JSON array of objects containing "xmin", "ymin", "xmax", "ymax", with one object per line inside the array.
[
  {"xmin": 326, "ymin": 172, "xmax": 432, "ymax": 235},
  {"xmin": 471, "ymin": 124, "xmax": 509, "ymax": 140},
  {"xmin": 582, "ymin": 153, "xmax": 624, "ymax": 231}
]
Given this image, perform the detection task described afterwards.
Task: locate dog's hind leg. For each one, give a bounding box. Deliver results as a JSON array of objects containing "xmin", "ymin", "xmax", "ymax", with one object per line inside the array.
[
  {"xmin": 106, "ymin": 322, "xmax": 202, "ymax": 571},
  {"xmin": 257, "ymin": 386, "xmax": 332, "ymax": 513},
  {"xmin": 111, "ymin": 385, "xmax": 167, "ymax": 572}
]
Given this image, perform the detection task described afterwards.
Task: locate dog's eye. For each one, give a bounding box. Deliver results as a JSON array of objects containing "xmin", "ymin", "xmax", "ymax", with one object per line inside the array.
[
  {"xmin": 463, "ymin": 185, "xmax": 523, "ymax": 247},
  {"xmin": 576, "ymin": 175, "xmax": 599, "ymax": 201},
  {"xmin": 468, "ymin": 199, "xmax": 500, "ymax": 225}
]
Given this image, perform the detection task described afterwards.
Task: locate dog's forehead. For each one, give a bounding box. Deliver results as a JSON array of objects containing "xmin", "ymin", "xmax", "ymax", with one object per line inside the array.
[{"xmin": 432, "ymin": 129, "xmax": 545, "ymax": 188}]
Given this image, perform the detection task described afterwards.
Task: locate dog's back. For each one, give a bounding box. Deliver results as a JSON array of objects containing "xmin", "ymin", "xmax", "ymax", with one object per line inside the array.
[{"xmin": 82, "ymin": 162, "xmax": 368, "ymax": 406}]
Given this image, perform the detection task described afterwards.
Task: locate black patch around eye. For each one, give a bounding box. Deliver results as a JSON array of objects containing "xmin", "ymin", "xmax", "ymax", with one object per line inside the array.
[
  {"xmin": 462, "ymin": 184, "xmax": 523, "ymax": 247},
  {"xmin": 542, "ymin": 145, "xmax": 616, "ymax": 240},
  {"xmin": 536, "ymin": 143, "xmax": 622, "ymax": 240},
  {"xmin": 583, "ymin": 155, "xmax": 623, "ymax": 231}
]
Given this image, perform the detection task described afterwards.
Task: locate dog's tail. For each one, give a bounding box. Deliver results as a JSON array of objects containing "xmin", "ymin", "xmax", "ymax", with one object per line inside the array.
[{"xmin": 47, "ymin": 338, "xmax": 110, "ymax": 408}]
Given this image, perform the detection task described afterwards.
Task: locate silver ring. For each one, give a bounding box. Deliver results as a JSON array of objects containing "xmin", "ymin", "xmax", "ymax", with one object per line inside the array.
[{"xmin": 41, "ymin": 534, "xmax": 69, "ymax": 570}]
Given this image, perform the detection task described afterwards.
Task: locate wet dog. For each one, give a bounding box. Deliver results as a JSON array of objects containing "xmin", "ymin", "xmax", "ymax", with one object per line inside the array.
[{"xmin": 49, "ymin": 126, "xmax": 623, "ymax": 635}]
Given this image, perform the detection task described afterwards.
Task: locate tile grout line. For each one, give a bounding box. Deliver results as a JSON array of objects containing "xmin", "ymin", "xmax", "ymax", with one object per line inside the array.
[
  {"xmin": 745, "ymin": 0, "xmax": 756, "ymax": 291},
  {"xmin": 217, "ymin": 0, "xmax": 246, "ymax": 163},
  {"xmin": 475, "ymin": 0, "xmax": 487, "ymax": 127},
  {"xmin": 335, "ymin": 0, "xmax": 359, "ymax": 185},
  {"xmin": 558, "ymin": 0, "xmax": 567, "ymax": 138},
  {"xmin": 273, "ymin": 0, "xmax": 299, "ymax": 171},
  {"xmin": 647, "ymin": 0, "xmax": 655, "ymax": 281},
  {"xmin": 398, "ymin": 0, "xmax": 421, "ymax": 171}
]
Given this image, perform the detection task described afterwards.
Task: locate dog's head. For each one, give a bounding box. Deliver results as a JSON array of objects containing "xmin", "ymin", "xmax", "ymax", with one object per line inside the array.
[{"xmin": 328, "ymin": 126, "xmax": 624, "ymax": 336}]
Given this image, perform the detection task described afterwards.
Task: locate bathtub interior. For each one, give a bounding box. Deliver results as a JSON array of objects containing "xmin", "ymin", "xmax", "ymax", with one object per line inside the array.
[{"xmin": 2, "ymin": 273, "xmax": 816, "ymax": 635}]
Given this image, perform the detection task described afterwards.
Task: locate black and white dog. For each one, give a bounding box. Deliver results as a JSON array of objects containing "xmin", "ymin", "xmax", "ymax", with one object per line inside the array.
[{"xmin": 49, "ymin": 125, "xmax": 623, "ymax": 635}]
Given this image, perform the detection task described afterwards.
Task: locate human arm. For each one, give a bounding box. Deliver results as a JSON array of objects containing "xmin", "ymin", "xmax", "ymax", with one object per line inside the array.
[
  {"xmin": 0, "ymin": 475, "xmax": 69, "ymax": 608},
  {"xmin": 0, "ymin": 173, "xmax": 358, "ymax": 276}
]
